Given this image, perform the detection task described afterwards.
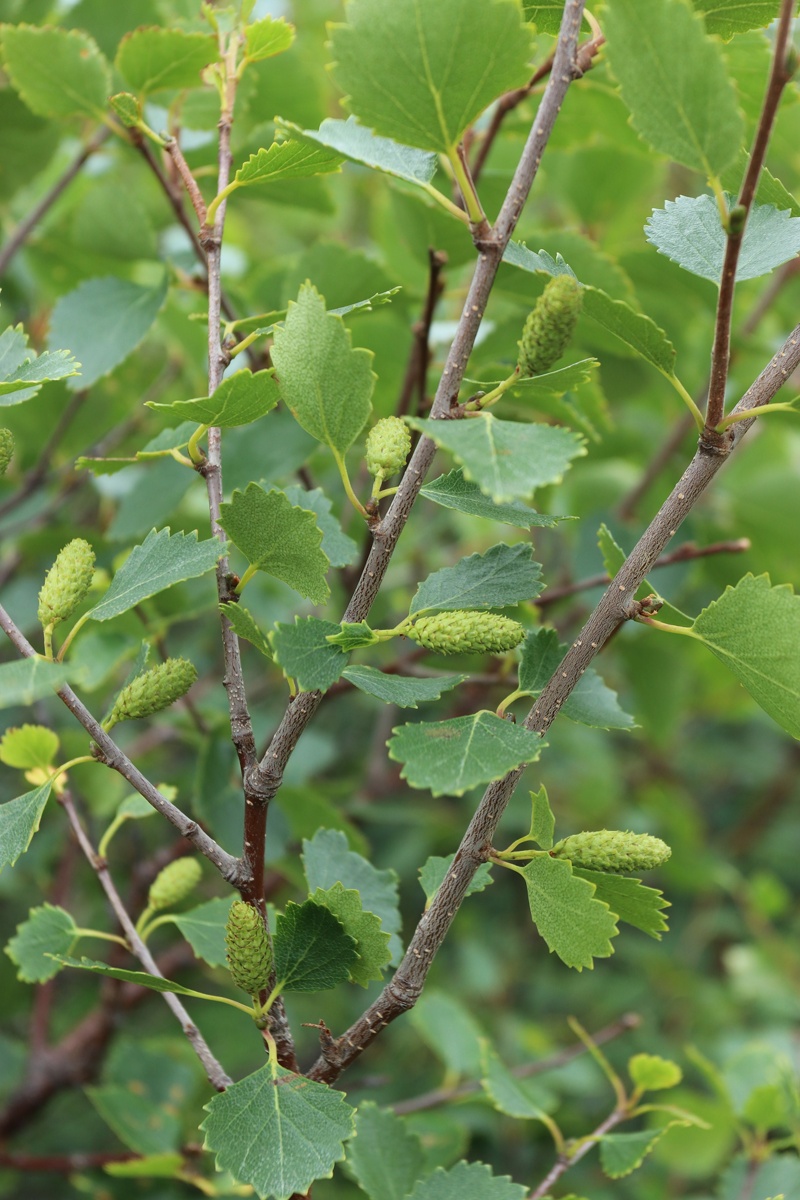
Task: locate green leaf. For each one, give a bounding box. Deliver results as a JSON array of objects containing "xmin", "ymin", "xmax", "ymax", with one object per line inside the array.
[
  {"xmin": 104, "ymin": 1153, "xmax": 184, "ymax": 1179},
  {"xmin": 270, "ymin": 617, "xmax": 347, "ymax": 692},
  {"xmin": 282, "ymin": 485, "xmax": 358, "ymax": 568},
  {"xmin": 721, "ymin": 149, "xmax": 800, "ymax": 217},
  {"xmin": 520, "ymin": 855, "xmax": 618, "ymax": 970},
  {"xmin": 646, "ymin": 195, "xmax": 800, "ymax": 283},
  {"xmin": 420, "ymin": 469, "xmax": 571, "ymax": 529},
  {"xmin": 47, "ymin": 275, "xmax": 168, "ymax": 391},
  {"xmin": 273, "ymin": 899, "xmax": 358, "ymax": 991},
  {"xmin": 407, "ymin": 1160, "xmax": 527, "ymax": 1200},
  {"xmin": 409, "ymin": 990, "xmax": 484, "ymax": 1076},
  {"xmin": 604, "ymin": 0, "xmax": 743, "ymax": 175},
  {"xmin": 329, "ymin": 0, "xmax": 534, "ymax": 154},
  {"xmin": 405, "ymin": 415, "xmax": 586, "ymax": 504},
  {"xmin": 302, "ymin": 828, "xmax": 402, "ymax": 963},
  {"xmin": 1, "ymin": 25, "xmax": 110, "ymax": 119},
  {"xmin": 276, "ymin": 115, "xmax": 438, "ymax": 186},
  {"xmin": 419, "ymin": 853, "xmax": 493, "ymax": 903},
  {"xmin": 219, "ymin": 484, "xmax": 330, "ymax": 604},
  {"xmin": 170, "ymin": 896, "xmax": 234, "ymax": 968},
  {"xmin": 518, "ymin": 629, "xmax": 636, "ymax": 730},
  {"xmin": 223, "ymin": 604, "xmax": 273, "ymax": 660},
  {"xmin": 480, "ymin": 1043, "xmax": 555, "ymax": 1120},
  {"xmin": 342, "ymin": 665, "xmax": 467, "ymax": 709},
  {"xmin": 581, "ymin": 287, "xmax": 677, "ymax": 376},
  {"xmin": 232, "ymin": 140, "xmax": 342, "ymax": 190},
  {"xmin": 309, "ymin": 882, "xmax": 391, "ymax": 986},
  {"xmin": 0, "ymin": 660, "xmax": 72, "ymax": 708},
  {"xmin": 473, "ymin": 360, "xmax": 600, "ymax": 400},
  {"xmin": 690, "ymin": 574, "xmax": 800, "ymax": 738},
  {"xmin": 88, "ymin": 1085, "xmax": 181, "ymax": 1155},
  {"xmin": 325, "ymin": 621, "xmax": 378, "ymax": 652},
  {"xmin": 599, "ymin": 1124, "xmax": 688, "ymax": 1178},
  {"xmin": 0, "ymin": 724, "xmax": 59, "ymax": 769},
  {"xmin": 388, "ymin": 712, "xmax": 545, "ymax": 797},
  {"xmin": 502, "ymin": 241, "xmax": 575, "ymax": 277},
  {"xmin": 629, "ymin": 1053, "xmax": 683, "ymax": 1091},
  {"xmin": 411, "ymin": 543, "xmax": 543, "ymax": 615},
  {"xmin": 719, "ymin": 1156, "xmax": 800, "ymax": 1200},
  {"xmin": 109, "ymin": 92, "xmax": 141, "ymax": 127},
  {"xmin": 115, "ymin": 28, "xmax": 217, "ymax": 94},
  {"xmin": 692, "ymin": 0, "xmax": 782, "ymax": 39},
  {"xmin": 573, "ymin": 869, "xmax": 670, "ymax": 939},
  {"xmin": 5, "ymin": 903, "xmax": 78, "ymax": 982},
  {"xmin": 117, "ymin": 793, "xmax": 157, "ymax": 820},
  {"xmin": 271, "ymin": 283, "xmax": 375, "ymax": 453},
  {"xmin": 201, "ymin": 1059, "xmax": 355, "ymax": 1200},
  {"xmin": 347, "ymin": 1102, "xmax": 425, "ymax": 1200},
  {"xmin": 52, "ymin": 956, "xmax": 198, "ymax": 995},
  {"xmin": 528, "ymin": 784, "xmax": 555, "ymax": 850},
  {"xmin": 88, "ymin": 528, "xmax": 223, "ymax": 622},
  {"xmin": 597, "ymin": 522, "xmax": 690, "ymax": 626},
  {"xmin": 0, "ymin": 325, "xmax": 80, "ymax": 404},
  {"xmin": 244, "ymin": 16, "xmax": 295, "ymax": 62},
  {"xmin": 148, "ymin": 368, "xmax": 280, "ymax": 428}
]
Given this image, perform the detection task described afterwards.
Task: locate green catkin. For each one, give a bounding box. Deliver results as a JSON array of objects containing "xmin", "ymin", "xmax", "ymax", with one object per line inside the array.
[
  {"xmin": 37, "ymin": 539, "xmax": 95, "ymax": 629},
  {"xmin": 365, "ymin": 416, "xmax": 412, "ymax": 480},
  {"xmin": 148, "ymin": 857, "xmax": 202, "ymax": 911},
  {"xmin": 517, "ymin": 274, "xmax": 582, "ymax": 377},
  {"xmin": 225, "ymin": 900, "xmax": 271, "ymax": 996},
  {"xmin": 409, "ymin": 610, "xmax": 525, "ymax": 655},
  {"xmin": 107, "ymin": 658, "xmax": 198, "ymax": 726},
  {"xmin": 0, "ymin": 429, "xmax": 14, "ymax": 476},
  {"xmin": 551, "ymin": 829, "xmax": 672, "ymax": 873}
]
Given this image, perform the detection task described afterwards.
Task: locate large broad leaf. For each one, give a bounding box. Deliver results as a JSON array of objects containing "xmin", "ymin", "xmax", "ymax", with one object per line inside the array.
[
  {"xmin": 1, "ymin": 25, "xmax": 110, "ymax": 119},
  {"xmin": 219, "ymin": 484, "xmax": 330, "ymax": 605},
  {"xmin": 518, "ymin": 628, "xmax": 636, "ymax": 730},
  {"xmin": 522, "ymin": 3, "xmax": 594, "ymax": 33},
  {"xmin": 0, "ymin": 325, "xmax": 80, "ymax": 405},
  {"xmin": 87, "ymin": 528, "xmax": 223, "ymax": 622},
  {"xmin": 277, "ymin": 116, "xmax": 437, "ymax": 187},
  {"xmin": 282, "ymin": 484, "xmax": 358, "ymax": 568},
  {"xmin": 88, "ymin": 1087, "xmax": 181, "ymax": 1156},
  {"xmin": 5, "ymin": 903, "xmax": 78, "ymax": 981},
  {"xmin": 480, "ymin": 1043, "xmax": 556, "ymax": 1120},
  {"xmin": 646, "ymin": 194, "xmax": 800, "ymax": 283},
  {"xmin": 329, "ymin": 0, "xmax": 534, "ymax": 154},
  {"xmin": 308, "ymin": 883, "xmax": 391, "ymax": 987},
  {"xmin": 405, "ymin": 415, "xmax": 585, "ymax": 504},
  {"xmin": 271, "ymin": 283, "xmax": 375, "ymax": 453},
  {"xmin": 410, "ymin": 991, "xmax": 484, "ymax": 1076},
  {"xmin": 270, "ymin": 617, "xmax": 347, "ymax": 692},
  {"xmin": 692, "ymin": 0, "xmax": 782, "ymax": 39},
  {"xmin": 244, "ymin": 16, "xmax": 294, "ymax": 63},
  {"xmin": 411, "ymin": 543, "xmax": 543, "ymax": 615},
  {"xmin": 52, "ymin": 956, "xmax": 198, "ymax": 995},
  {"xmin": 347, "ymin": 1102, "xmax": 425, "ymax": 1200},
  {"xmin": 420, "ymin": 469, "xmax": 569, "ymax": 529},
  {"xmin": 520, "ymin": 855, "xmax": 618, "ymax": 970},
  {"xmin": 473, "ymin": 359, "xmax": 599, "ymax": 400},
  {"xmin": 388, "ymin": 712, "xmax": 544, "ymax": 797},
  {"xmin": 303, "ymin": 829, "xmax": 402, "ymax": 962},
  {"xmin": 407, "ymin": 1161, "xmax": 527, "ymax": 1200},
  {"xmin": 0, "ymin": 725, "xmax": 59, "ymax": 770},
  {"xmin": 689, "ymin": 574, "xmax": 800, "ymax": 738},
  {"xmin": 600, "ymin": 1124, "xmax": 688, "ymax": 1179},
  {"xmin": 581, "ymin": 287, "xmax": 677, "ymax": 376},
  {"xmin": 604, "ymin": 0, "xmax": 743, "ymax": 176},
  {"xmin": 148, "ymin": 369, "xmax": 279, "ymax": 428},
  {"xmin": 47, "ymin": 276, "xmax": 168, "ymax": 391},
  {"xmin": 419, "ymin": 854, "xmax": 493, "ymax": 903},
  {"xmin": 231, "ymin": 140, "xmax": 342, "ymax": 191},
  {"xmin": 170, "ymin": 897, "xmax": 234, "ymax": 968},
  {"xmin": 115, "ymin": 28, "xmax": 217, "ymax": 94},
  {"xmin": 273, "ymin": 899, "xmax": 358, "ymax": 992},
  {"xmin": 573, "ymin": 869, "xmax": 670, "ymax": 939},
  {"xmin": 201, "ymin": 1060, "xmax": 355, "ymax": 1200},
  {"xmin": 0, "ymin": 659, "xmax": 72, "ymax": 708},
  {"xmin": 342, "ymin": 665, "xmax": 467, "ymax": 709}
]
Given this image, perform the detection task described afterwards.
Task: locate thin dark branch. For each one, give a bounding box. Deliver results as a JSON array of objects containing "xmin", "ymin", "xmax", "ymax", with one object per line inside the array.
[
  {"xmin": 704, "ymin": 0, "xmax": 795, "ymax": 432},
  {"xmin": 395, "ymin": 248, "xmax": 447, "ymax": 419},
  {"xmin": 0, "ymin": 1150, "xmax": 138, "ymax": 1172},
  {"xmin": 164, "ymin": 136, "xmax": 207, "ymax": 225},
  {"xmin": 528, "ymin": 1104, "xmax": 627, "ymax": 1199},
  {"xmin": 393, "ymin": 1012, "xmax": 641, "ymax": 1115},
  {"xmin": 57, "ymin": 789, "xmax": 232, "ymax": 1091},
  {"xmin": 535, "ymin": 537, "xmax": 751, "ymax": 608},
  {"xmin": 0, "ymin": 128, "xmax": 110, "ymax": 276}
]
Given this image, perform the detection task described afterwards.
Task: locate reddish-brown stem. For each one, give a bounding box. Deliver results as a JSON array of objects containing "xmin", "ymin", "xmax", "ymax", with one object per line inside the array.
[
  {"xmin": 395, "ymin": 248, "xmax": 448, "ymax": 418},
  {"xmin": 164, "ymin": 136, "xmax": 207, "ymax": 224}
]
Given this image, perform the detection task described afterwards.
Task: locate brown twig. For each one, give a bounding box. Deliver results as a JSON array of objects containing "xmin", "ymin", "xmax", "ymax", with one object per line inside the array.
[
  {"xmin": 0, "ymin": 1150, "xmax": 138, "ymax": 1172},
  {"xmin": 528, "ymin": 1104, "xmax": 628, "ymax": 1199},
  {"xmin": 704, "ymin": 0, "xmax": 795, "ymax": 434},
  {"xmin": 0, "ymin": 128, "xmax": 110, "ymax": 277},
  {"xmin": 535, "ymin": 537, "xmax": 751, "ymax": 608},
  {"xmin": 164, "ymin": 136, "xmax": 207, "ymax": 225},
  {"xmin": 395, "ymin": 248, "xmax": 448, "ymax": 418}
]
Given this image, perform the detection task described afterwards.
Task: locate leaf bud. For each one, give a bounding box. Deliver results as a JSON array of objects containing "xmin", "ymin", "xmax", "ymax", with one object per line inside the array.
[
  {"xmin": 37, "ymin": 538, "xmax": 96, "ymax": 629},
  {"xmin": 552, "ymin": 829, "xmax": 671, "ymax": 873},
  {"xmin": 225, "ymin": 900, "xmax": 271, "ymax": 996},
  {"xmin": 365, "ymin": 416, "xmax": 411, "ymax": 481},
  {"xmin": 517, "ymin": 274, "xmax": 582, "ymax": 376},
  {"xmin": 0, "ymin": 428, "xmax": 14, "ymax": 476},
  {"xmin": 409, "ymin": 610, "xmax": 525, "ymax": 655},
  {"xmin": 107, "ymin": 658, "xmax": 198, "ymax": 726},
  {"xmin": 148, "ymin": 857, "xmax": 202, "ymax": 911}
]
